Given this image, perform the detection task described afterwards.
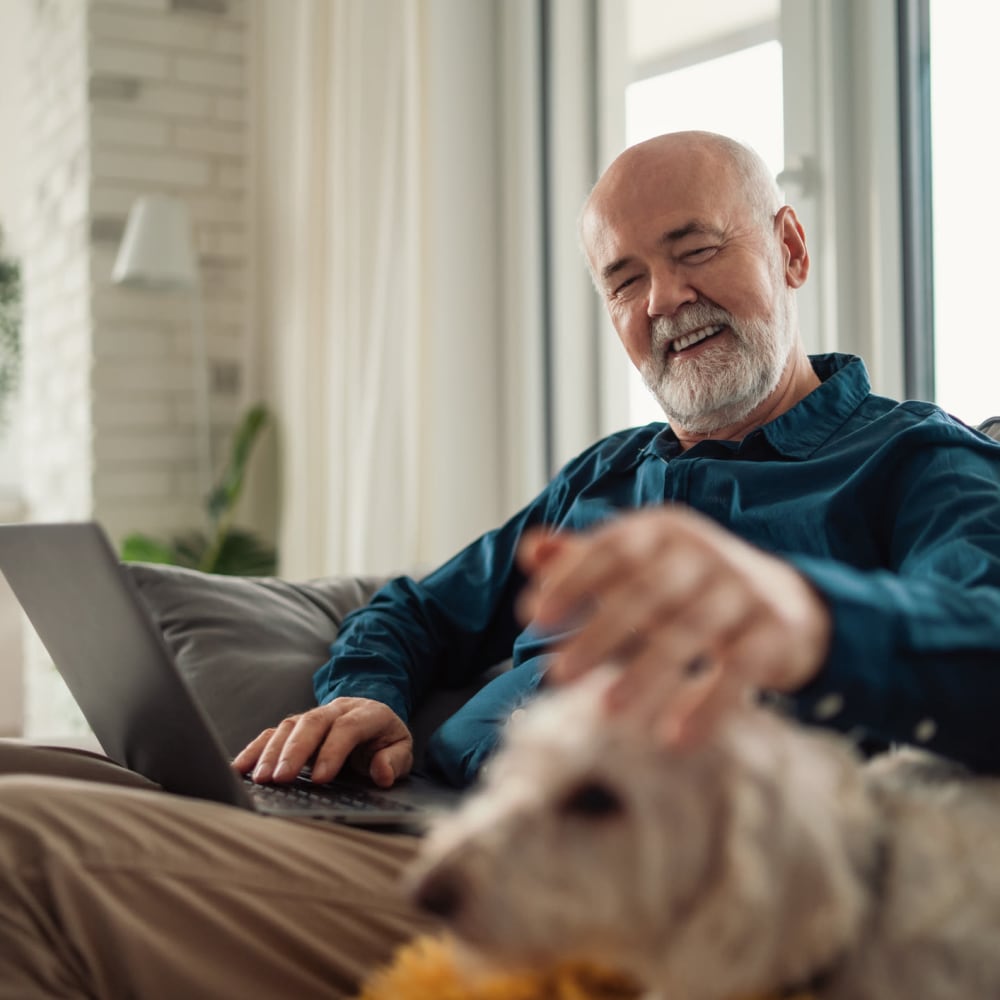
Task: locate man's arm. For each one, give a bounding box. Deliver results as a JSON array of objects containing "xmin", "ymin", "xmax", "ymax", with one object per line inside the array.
[
  {"xmin": 232, "ymin": 521, "xmax": 533, "ymax": 787},
  {"xmin": 518, "ymin": 425, "xmax": 1000, "ymax": 770},
  {"xmin": 233, "ymin": 423, "xmax": 668, "ymax": 787},
  {"xmin": 235, "ymin": 484, "xmax": 554, "ymax": 786},
  {"xmin": 524, "ymin": 410, "xmax": 1000, "ymax": 770}
]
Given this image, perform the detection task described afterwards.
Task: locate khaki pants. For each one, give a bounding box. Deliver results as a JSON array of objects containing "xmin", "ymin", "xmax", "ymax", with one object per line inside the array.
[{"xmin": 0, "ymin": 742, "xmax": 437, "ymax": 999}]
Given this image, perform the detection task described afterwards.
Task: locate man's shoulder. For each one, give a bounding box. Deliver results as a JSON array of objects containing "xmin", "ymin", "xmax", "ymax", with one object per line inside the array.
[{"xmin": 852, "ymin": 392, "xmax": 998, "ymax": 450}]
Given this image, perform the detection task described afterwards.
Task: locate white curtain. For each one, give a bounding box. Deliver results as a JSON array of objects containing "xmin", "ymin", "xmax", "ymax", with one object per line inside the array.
[{"xmin": 252, "ymin": 0, "xmax": 609, "ymax": 580}]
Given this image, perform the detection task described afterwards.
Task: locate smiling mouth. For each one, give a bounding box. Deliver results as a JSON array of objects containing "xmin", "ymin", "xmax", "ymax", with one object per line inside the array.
[{"xmin": 670, "ymin": 324, "xmax": 727, "ymax": 353}]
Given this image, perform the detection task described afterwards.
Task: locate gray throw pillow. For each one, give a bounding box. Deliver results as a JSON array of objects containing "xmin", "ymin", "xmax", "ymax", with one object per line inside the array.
[{"xmin": 124, "ymin": 562, "xmax": 387, "ymax": 757}]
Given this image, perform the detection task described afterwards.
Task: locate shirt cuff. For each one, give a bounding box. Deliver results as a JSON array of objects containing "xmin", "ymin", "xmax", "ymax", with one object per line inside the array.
[{"xmin": 781, "ymin": 553, "xmax": 897, "ymax": 742}]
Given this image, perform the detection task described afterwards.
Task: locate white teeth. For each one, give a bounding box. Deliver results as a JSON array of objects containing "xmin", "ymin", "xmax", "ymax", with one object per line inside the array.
[{"xmin": 670, "ymin": 324, "xmax": 725, "ymax": 353}]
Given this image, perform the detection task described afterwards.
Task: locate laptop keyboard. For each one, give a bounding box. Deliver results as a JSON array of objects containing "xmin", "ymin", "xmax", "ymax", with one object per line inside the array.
[{"xmin": 243, "ymin": 776, "xmax": 418, "ymax": 814}]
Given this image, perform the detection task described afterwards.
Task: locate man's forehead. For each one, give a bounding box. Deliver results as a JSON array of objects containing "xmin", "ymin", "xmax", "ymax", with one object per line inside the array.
[
  {"xmin": 583, "ymin": 140, "xmax": 744, "ymax": 237},
  {"xmin": 584, "ymin": 201, "xmax": 734, "ymax": 274}
]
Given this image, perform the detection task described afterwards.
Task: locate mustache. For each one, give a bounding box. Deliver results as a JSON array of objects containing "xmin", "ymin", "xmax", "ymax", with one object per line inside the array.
[{"xmin": 651, "ymin": 303, "xmax": 735, "ymax": 348}]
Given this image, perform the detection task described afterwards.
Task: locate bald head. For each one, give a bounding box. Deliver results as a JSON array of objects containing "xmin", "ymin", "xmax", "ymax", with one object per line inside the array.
[{"xmin": 581, "ymin": 132, "xmax": 783, "ymax": 279}]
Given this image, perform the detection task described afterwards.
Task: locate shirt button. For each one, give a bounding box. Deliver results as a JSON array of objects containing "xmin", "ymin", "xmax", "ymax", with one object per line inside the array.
[
  {"xmin": 913, "ymin": 718, "xmax": 937, "ymax": 743},
  {"xmin": 813, "ymin": 693, "xmax": 845, "ymax": 720}
]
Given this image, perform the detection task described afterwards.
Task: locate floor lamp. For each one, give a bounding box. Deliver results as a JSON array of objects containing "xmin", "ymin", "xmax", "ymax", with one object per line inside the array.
[{"xmin": 111, "ymin": 194, "xmax": 213, "ymax": 501}]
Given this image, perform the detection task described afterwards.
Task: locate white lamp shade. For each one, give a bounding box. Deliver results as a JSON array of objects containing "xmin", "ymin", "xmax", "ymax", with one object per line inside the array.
[{"xmin": 112, "ymin": 194, "xmax": 199, "ymax": 289}]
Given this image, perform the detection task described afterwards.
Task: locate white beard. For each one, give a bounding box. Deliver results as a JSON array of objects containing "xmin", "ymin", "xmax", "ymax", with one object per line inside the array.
[{"xmin": 640, "ymin": 293, "xmax": 795, "ymax": 436}]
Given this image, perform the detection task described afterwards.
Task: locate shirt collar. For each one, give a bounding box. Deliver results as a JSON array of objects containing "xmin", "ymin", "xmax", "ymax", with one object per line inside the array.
[
  {"xmin": 640, "ymin": 353, "xmax": 871, "ymax": 462},
  {"xmin": 761, "ymin": 353, "xmax": 871, "ymax": 458}
]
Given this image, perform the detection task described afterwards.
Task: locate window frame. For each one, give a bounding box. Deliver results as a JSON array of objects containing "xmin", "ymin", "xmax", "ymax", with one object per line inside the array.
[{"xmin": 896, "ymin": 0, "xmax": 936, "ymax": 401}]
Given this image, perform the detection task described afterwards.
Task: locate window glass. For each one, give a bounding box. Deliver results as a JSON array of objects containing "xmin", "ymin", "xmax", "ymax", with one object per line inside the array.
[
  {"xmin": 623, "ymin": 40, "xmax": 784, "ymax": 425},
  {"xmin": 928, "ymin": 0, "xmax": 1000, "ymax": 425}
]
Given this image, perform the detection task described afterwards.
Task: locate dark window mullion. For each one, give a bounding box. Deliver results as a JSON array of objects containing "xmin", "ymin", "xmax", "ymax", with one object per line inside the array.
[{"xmin": 897, "ymin": 0, "xmax": 935, "ymax": 401}]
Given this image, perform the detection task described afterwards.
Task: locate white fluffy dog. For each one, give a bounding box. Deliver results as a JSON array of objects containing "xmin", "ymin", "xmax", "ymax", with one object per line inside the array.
[{"xmin": 410, "ymin": 668, "xmax": 1000, "ymax": 1000}]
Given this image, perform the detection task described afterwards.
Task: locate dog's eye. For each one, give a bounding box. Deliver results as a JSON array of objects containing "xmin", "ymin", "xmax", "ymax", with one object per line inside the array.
[{"xmin": 559, "ymin": 781, "xmax": 623, "ymax": 819}]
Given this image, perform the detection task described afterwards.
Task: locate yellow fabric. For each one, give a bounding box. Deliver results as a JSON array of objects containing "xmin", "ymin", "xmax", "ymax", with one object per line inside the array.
[{"xmin": 356, "ymin": 934, "xmax": 815, "ymax": 1000}]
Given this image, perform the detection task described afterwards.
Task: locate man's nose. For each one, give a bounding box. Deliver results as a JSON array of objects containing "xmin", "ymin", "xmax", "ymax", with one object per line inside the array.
[{"xmin": 647, "ymin": 264, "xmax": 696, "ymax": 319}]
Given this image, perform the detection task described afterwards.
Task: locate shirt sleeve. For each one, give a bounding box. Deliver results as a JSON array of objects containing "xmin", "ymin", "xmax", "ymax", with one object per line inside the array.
[
  {"xmin": 311, "ymin": 497, "xmax": 546, "ymax": 723},
  {"xmin": 310, "ymin": 426, "xmax": 655, "ymax": 730},
  {"xmin": 784, "ymin": 425, "xmax": 1000, "ymax": 771}
]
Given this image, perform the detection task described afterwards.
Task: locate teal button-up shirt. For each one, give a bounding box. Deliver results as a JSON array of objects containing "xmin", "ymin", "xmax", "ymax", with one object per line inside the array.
[{"xmin": 315, "ymin": 354, "xmax": 1000, "ymax": 785}]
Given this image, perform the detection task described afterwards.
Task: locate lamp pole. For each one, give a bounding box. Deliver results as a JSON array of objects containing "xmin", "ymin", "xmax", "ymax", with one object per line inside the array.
[{"xmin": 112, "ymin": 194, "xmax": 214, "ymax": 504}]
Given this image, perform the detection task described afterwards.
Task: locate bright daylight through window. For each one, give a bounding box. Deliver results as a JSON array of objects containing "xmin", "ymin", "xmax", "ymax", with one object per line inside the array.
[{"xmin": 928, "ymin": 0, "xmax": 1000, "ymax": 426}]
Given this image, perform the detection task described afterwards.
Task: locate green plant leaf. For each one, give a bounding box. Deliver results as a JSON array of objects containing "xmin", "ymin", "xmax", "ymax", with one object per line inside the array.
[
  {"xmin": 207, "ymin": 404, "xmax": 270, "ymax": 524},
  {"xmin": 201, "ymin": 526, "xmax": 277, "ymax": 576},
  {"xmin": 121, "ymin": 531, "xmax": 211, "ymax": 568},
  {"xmin": 120, "ymin": 533, "xmax": 180, "ymax": 565},
  {"xmin": 0, "ymin": 226, "xmax": 22, "ymax": 427},
  {"xmin": 169, "ymin": 531, "xmax": 212, "ymax": 568}
]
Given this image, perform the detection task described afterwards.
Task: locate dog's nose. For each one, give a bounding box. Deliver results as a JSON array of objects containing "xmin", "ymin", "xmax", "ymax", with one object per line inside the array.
[{"xmin": 413, "ymin": 867, "xmax": 465, "ymax": 919}]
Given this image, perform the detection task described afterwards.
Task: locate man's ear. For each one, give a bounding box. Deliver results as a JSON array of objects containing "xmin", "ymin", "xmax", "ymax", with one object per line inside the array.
[{"xmin": 776, "ymin": 205, "xmax": 809, "ymax": 288}]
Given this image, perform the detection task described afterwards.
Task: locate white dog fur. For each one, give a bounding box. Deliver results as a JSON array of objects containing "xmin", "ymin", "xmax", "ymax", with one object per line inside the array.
[{"xmin": 410, "ymin": 667, "xmax": 1000, "ymax": 1000}]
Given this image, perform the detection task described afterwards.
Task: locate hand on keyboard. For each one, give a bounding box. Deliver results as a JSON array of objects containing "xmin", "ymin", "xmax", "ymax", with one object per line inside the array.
[{"xmin": 232, "ymin": 698, "xmax": 414, "ymax": 789}]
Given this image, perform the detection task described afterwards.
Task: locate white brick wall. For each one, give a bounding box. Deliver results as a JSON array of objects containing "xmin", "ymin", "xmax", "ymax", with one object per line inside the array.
[
  {"xmin": 21, "ymin": 0, "xmax": 95, "ymax": 738},
  {"xmin": 87, "ymin": 0, "xmax": 251, "ymax": 550},
  {"xmin": 18, "ymin": 0, "xmax": 253, "ymax": 738}
]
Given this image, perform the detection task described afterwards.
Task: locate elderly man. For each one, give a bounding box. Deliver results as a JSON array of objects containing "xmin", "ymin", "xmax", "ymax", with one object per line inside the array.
[
  {"xmin": 3, "ymin": 131, "xmax": 1000, "ymax": 997},
  {"xmin": 244, "ymin": 131, "xmax": 1000, "ymax": 790}
]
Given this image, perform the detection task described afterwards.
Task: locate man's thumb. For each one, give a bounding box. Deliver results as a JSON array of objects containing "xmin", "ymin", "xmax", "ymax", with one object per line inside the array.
[{"xmin": 370, "ymin": 743, "xmax": 411, "ymax": 788}]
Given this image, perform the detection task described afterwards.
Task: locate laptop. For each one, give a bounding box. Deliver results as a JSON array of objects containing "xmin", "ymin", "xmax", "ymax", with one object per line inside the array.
[{"xmin": 0, "ymin": 521, "xmax": 460, "ymax": 828}]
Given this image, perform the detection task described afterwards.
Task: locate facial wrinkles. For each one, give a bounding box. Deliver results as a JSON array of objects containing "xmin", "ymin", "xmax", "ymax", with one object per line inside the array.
[{"xmin": 639, "ymin": 271, "xmax": 794, "ymax": 435}]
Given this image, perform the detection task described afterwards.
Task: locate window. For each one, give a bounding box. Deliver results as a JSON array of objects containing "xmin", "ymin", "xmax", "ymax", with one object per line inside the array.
[{"xmin": 926, "ymin": 0, "xmax": 1000, "ymax": 424}]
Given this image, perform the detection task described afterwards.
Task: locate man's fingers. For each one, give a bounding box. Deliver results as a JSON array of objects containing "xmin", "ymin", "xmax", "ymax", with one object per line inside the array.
[
  {"xmin": 367, "ymin": 742, "xmax": 414, "ymax": 789},
  {"xmin": 237, "ymin": 699, "xmax": 414, "ymax": 788},
  {"xmin": 659, "ymin": 668, "xmax": 749, "ymax": 749},
  {"xmin": 517, "ymin": 526, "xmax": 636, "ymax": 628},
  {"xmin": 518, "ymin": 510, "xmax": 700, "ymax": 632},
  {"xmin": 553, "ymin": 563, "xmax": 751, "ymax": 682},
  {"xmin": 231, "ymin": 728, "xmax": 275, "ymax": 773},
  {"xmin": 272, "ymin": 706, "xmax": 357, "ymax": 782},
  {"xmin": 310, "ymin": 705, "xmax": 412, "ymax": 785},
  {"xmin": 601, "ymin": 637, "xmax": 692, "ymax": 726},
  {"xmin": 516, "ymin": 527, "xmax": 567, "ymax": 574},
  {"xmin": 312, "ymin": 712, "xmax": 380, "ymax": 783},
  {"xmin": 247, "ymin": 716, "xmax": 301, "ymax": 783},
  {"xmin": 244, "ymin": 701, "xmax": 354, "ymax": 784}
]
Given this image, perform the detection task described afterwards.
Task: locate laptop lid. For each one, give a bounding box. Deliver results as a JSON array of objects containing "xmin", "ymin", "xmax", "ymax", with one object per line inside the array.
[
  {"xmin": 0, "ymin": 520, "xmax": 463, "ymax": 826},
  {"xmin": 0, "ymin": 521, "xmax": 253, "ymax": 808}
]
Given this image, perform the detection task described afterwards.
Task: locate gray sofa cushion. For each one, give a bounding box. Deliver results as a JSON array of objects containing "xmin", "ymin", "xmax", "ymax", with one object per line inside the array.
[
  {"xmin": 124, "ymin": 562, "xmax": 387, "ymax": 757},
  {"xmin": 978, "ymin": 416, "xmax": 1000, "ymax": 442}
]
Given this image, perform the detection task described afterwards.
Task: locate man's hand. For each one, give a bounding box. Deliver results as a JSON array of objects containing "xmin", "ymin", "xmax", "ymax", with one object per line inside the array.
[
  {"xmin": 516, "ymin": 506, "xmax": 831, "ymax": 747},
  {"xmin": 231, "ymin": 698, "xmax": 413, "ymax": 789}
]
